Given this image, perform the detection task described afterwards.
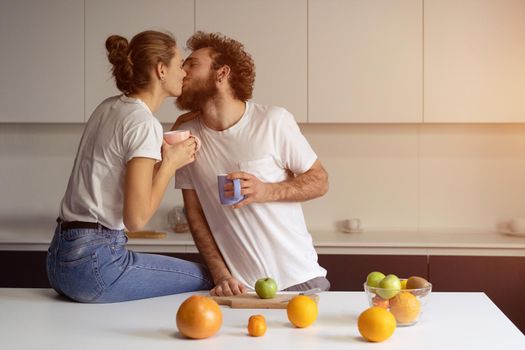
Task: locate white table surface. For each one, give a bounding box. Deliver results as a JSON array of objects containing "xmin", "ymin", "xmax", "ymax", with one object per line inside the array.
[{"xmin": 1, "ymin": 289, "xmax": 523, "ymax": 349}]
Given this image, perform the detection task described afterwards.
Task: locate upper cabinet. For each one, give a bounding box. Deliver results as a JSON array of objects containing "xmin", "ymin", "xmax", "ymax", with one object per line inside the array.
[
  {"xmin": 195, "ymin": 0, "xmax": 307, "ymax": 122},
  {"xmin": 308, "ymin": 0, "xmax": 423, "ymax": 123},
  {"xmin": 3, "ymin": 0, "xmax": 524, "ymax": 124},
  {"xmin": 0, "ymin": 0, "xmax": 84, "ymax": 123},
  {"xmin": 424, "ymin": 0, "xmax": 525, "ymax": 123},
  {"xmin": 85, "ymin": 0, "xmax": 194, "ymax": 123}
]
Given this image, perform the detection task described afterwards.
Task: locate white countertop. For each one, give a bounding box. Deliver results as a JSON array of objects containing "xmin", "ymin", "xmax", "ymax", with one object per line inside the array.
[
  {"xmin": 1, "ymin": 219, "xmax": 524, "ymax": 256},
  {"xmin": 0, "ymin": 289, "xmax": 523, "ymax": 349}
]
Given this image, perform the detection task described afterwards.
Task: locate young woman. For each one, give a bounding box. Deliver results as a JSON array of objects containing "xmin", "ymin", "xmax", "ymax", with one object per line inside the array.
[{"xmin": 46, "ymin": 30, "xmax": 213, "ymax": 303}]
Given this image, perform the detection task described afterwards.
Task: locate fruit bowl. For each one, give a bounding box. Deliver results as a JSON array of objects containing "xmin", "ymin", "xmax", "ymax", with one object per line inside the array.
[{"xmin": 363, "ymin": 280, "xmax": 432, "ymax": 326}]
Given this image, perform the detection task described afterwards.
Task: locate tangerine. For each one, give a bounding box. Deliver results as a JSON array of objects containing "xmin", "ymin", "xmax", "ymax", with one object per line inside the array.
[
  {"xmin": 247, "ymin": 314, "xmax": 267, "ymax": 337},
  {"xmin": 389, "ymin": 292, "xmax": 421, "ymax": 324},
  {"xmin": 357, "ymin": 306, "xmax": 396, "ymax": 342},
  {"xmin": 372, "ymin": 295, "xmax": 389, "ymax": 308},
  {"xmin": 176, "ymin": 295, "xmax": 222, "ymax": 339},
  {"xmin": 286, "ymin": 295, "xmax": 318, "ymax": 328}
]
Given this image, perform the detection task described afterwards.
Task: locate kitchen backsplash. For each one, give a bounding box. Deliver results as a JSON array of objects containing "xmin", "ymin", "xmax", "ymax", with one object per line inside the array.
[{"xmin": 1, "ymin": 122, "xmax": 525, "ymax": 232}]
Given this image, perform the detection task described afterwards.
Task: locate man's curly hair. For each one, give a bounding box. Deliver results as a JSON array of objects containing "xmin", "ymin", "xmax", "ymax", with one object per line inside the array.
[{"xmin": 187, "ymin": 31, "xmax": 255, "ymax": 101}]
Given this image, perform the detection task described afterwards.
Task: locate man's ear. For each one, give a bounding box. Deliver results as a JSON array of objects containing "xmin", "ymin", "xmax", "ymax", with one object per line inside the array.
[{"xmin": 217, "ymin": 65, "xmax": 231, "ymax": 83}]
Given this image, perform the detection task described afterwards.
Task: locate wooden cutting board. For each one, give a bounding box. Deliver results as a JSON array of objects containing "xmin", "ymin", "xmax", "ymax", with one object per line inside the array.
[
  {"xmin": 126, "ymin": 230, "xmax": 167, "ymax": 239},
  {"xmin": 211, "ymin": 293, "xmax": 319, "ymax": 309}
]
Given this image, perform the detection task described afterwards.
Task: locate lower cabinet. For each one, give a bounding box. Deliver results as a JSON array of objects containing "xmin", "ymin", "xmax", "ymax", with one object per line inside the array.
[{"xmin": 428, "ymin": 255, "xmax": 525, "ymax": 335}]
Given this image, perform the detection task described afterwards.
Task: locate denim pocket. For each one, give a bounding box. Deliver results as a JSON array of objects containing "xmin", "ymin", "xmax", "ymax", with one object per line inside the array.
[
  {"xmin": 58, "ymin": 251, "xmax": 105, "ymax": 302},
  {"xmin": 56, "ymin": 229, "xmax": 109, "ymax": 302}
]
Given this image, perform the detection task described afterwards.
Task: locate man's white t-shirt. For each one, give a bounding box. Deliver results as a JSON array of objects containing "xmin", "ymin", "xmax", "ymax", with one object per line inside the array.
[
  {"xmin": 175, "ymin": 101, "xmax": 327, "ymax": 290},
  {"xmin": 60, "ymin": 95, "xmax": 163, "ymax": 230}
]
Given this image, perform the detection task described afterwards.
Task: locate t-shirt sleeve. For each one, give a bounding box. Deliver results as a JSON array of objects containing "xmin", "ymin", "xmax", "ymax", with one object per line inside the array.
[
  {"xmin": 123, "ymin": 117, "xmax": 163, "ymax": 163},
  {"xmin": 174, "ymin": 164, "xmax": 194, "ymax": 189},
  {"xmin": 275, "ymin": 109, "xmax": 318, "ymax": 175}
]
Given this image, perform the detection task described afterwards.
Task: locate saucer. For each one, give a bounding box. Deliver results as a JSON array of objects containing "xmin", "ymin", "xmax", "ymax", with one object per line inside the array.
[
  {"xmin": 341, "ymin": 228, "xmax": 363, "ymax": 234},
  {"xmin": 498, "ymin": 229, "xmax": 525, "ymax": 237}
]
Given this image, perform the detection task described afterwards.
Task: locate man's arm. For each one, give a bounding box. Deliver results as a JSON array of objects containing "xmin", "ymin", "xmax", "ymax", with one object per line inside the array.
[
  {"xmin": 227, "ymin": 159, "xmax": 328, "ymax": 209},
  {"xmin": 182, "ymin": 188, "xmax": 247, "ymax": 296}
]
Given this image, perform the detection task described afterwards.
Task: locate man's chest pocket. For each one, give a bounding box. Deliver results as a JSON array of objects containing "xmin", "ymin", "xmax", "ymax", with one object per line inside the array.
[{"xmin": 239, "ymin": 156, "xmax": 287, "ymax": 183}]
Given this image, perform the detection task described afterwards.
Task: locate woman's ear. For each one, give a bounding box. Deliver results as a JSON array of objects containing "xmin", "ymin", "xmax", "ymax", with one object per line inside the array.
[{"xmin": 156, "ymin": 62, "xmax": 166, "ymax": 82}]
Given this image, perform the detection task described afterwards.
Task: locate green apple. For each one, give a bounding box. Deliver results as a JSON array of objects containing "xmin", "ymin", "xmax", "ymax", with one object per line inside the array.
[
  {"xmin": 255, "ymin": 277, "xmax": 277, "ymax": 299},
  {"xmin": 366, "ymin": 271, "xmax": 386, "ymax": 288},
  {"xmin": 377, "ymin": 274, "xmax": 401, "ymax": 299}
]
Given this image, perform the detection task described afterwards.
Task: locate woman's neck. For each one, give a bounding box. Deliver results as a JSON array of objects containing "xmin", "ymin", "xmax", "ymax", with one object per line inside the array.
[{"xmin": 129, "ymin": 87, "xmax": 166, "ymax": 114}]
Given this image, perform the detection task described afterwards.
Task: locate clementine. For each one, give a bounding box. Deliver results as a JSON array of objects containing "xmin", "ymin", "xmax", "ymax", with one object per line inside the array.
[
  {"xmin": 372, "ymin": 295, "xmax": 389, "ymax": 308},
  {"xmin": 286, "ymin": 295, "xmax": 318, "ymax": 328},
  {"xmin": 247, "ymin": 314, "xmax": 267, "ymax": 337},
  {"xmin": 357, "ymin": 306, "xmax": 396, "ymax": 342},
  {"xmin": 176, "ymin": 295, "xmax": 222, "ymax": 339}
]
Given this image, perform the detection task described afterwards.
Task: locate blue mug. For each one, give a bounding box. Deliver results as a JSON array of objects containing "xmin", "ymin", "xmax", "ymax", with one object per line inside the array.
[{"xmin": 217, "ymin": 174, "xmax": 244, "ymax": 205}]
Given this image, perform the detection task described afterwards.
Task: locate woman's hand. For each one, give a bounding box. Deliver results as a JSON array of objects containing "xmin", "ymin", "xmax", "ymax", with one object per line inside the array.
[{"xmin": 162, "ymin": 137, "xmax": 197, "ymax": 171}]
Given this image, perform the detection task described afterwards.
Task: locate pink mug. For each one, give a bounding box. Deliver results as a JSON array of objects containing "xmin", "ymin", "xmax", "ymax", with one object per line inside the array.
[{"xmin": 163, "ymin": 130, "xmax": 201, "ymax": 151}]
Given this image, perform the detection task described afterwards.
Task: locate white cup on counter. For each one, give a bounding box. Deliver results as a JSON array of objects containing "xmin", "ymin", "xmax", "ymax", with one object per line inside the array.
[
  {"xmin": 509, "ymin": 218, "xmax": 525, "ymax": 234},
  {"xmin": 342, "ymin": 218, "xmax": 362, "ymax": 233}
]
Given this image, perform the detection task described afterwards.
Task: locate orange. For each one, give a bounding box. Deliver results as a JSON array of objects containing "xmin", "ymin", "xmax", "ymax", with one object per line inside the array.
[
  {"xmin": 247, "ymin": 314, "xmax": 267, "ymax": 337},
  {"xmin": 357, "ymin": 306, "xmax": 396, "ymax": 342},
  {"xmin": 286, "ymin": 295, "xmax": 318, "ymax": 328},
  {"xmin": 389, "ymin": 292, "xmax": 421, "ymax": 324},
  {"xmin": 176, "ymin": 295, "xmax": 222, "ymax": 339}
]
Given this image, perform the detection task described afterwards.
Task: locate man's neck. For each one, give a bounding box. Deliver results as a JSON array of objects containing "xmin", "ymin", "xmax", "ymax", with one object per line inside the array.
[{"xmin": 200, "ymin": 94, "xmax": 246, "ymax": 131}]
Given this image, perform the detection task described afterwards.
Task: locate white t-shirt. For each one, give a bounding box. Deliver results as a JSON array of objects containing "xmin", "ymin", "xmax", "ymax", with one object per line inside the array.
[
  {"xmin": 59, "ymin": 95, "xmax": 163, "ymax": 230},
  {"xmin": 175, "ymin": 101, "xmax": 327, "ymax": 290}
]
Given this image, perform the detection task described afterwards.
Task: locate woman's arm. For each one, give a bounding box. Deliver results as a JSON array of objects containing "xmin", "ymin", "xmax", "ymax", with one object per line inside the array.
[{"xmin": 123, "ymin": 138, "xmax": 197, "ymax": 231}]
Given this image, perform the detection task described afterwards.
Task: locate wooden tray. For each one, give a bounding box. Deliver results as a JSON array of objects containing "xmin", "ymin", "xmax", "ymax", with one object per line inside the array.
[{"xmin": 211, "ymin": 293, "xmax": 319, "ymax": 309}]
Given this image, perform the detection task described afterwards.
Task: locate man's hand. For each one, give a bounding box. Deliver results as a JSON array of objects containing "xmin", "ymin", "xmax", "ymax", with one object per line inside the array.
[
  {"xmin": 227, "ymin": 160, "xmax": 328, "ymax": 209},
  {"xmin": 210, "ymin": 277, "xmax": 247, "ymax": 296},
  {"xmin": 226, "ymin": 172, "xmax": 270, "ymax": 209}
]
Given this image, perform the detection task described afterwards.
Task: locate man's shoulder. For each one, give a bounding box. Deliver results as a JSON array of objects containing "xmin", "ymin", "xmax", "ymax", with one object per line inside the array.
[
  {"xmin": 249, "ymin": 101, "xmax": 292, "ymax": 123},
  {"xmin": 173, "ymin": 111, "xmax": 200, "ymax": 130}
]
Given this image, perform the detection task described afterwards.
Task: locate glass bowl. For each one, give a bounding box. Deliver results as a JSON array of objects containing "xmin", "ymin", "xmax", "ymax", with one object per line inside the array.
[{"xmin": 363, "ymin": 280, "xmax": 432, "ymax": 326}]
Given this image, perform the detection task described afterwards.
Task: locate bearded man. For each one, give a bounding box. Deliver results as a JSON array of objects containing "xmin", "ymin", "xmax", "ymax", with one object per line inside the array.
[{"xmin": 172, "ymin": 31, "xmax": 330, "ymax": 296}]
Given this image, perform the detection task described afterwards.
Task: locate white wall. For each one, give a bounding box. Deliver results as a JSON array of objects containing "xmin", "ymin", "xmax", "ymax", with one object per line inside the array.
[{"xmin": 2, "ymin": 122, "xmax": 525, "ymax": 233}]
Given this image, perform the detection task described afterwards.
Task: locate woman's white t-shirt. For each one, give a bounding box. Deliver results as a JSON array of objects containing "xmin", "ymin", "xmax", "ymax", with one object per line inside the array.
[{"xmin": 59, "ymin": 95, "xmax": 163, "ymax": 230}]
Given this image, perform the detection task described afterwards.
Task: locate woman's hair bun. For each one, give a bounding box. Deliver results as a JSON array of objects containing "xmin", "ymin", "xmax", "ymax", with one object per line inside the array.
[{"xmin": 106, "ymin": 35, "xmax": 129, "ymax": 65}]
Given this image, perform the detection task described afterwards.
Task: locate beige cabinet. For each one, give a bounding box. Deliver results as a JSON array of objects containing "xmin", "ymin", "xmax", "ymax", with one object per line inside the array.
[
  {"xmin": 308, "ymin": 0, "xmax": 423, "ymax": 123},
  {"xmin": 195, "ymin": 0, "xmax": 307, "ymax": 122},
  {"xmin": 0, "ymin": 0, "xmax": 84, "ymax": 122},
  {"xmin": 85, "ymin": 0, "xmax": 194, "ymax": 123},
  {"xmin": 424, "ymin": 0, "xmax": 525, "ymax": 123}
]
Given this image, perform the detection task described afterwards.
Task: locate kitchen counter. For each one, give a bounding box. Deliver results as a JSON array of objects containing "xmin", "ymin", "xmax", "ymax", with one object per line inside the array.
[
  {"xmin": 1, "ymin": 289, "xmax": 523, "ymax": 349},
  {"xmin": 0, "ymin": 219, "xmax": 524, "ymax": 256},
  {"xmin": 0, "ymin": 220, "xmax": 525, "ymax": 256},
  {"xmin": 1, "ymin": 218, "xmax": 524, "ymax": 256}
]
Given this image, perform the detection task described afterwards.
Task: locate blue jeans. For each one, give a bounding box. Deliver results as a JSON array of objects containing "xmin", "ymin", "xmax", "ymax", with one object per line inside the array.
[{"xmin": 46, "ymin": 224, "xmax": 213, "ymax": 303}]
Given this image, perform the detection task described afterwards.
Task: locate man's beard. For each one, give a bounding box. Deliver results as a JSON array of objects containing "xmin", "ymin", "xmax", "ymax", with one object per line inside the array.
[{"xmin": 176, "ymin": 73, "xmax": 218, "ymax": 111}]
